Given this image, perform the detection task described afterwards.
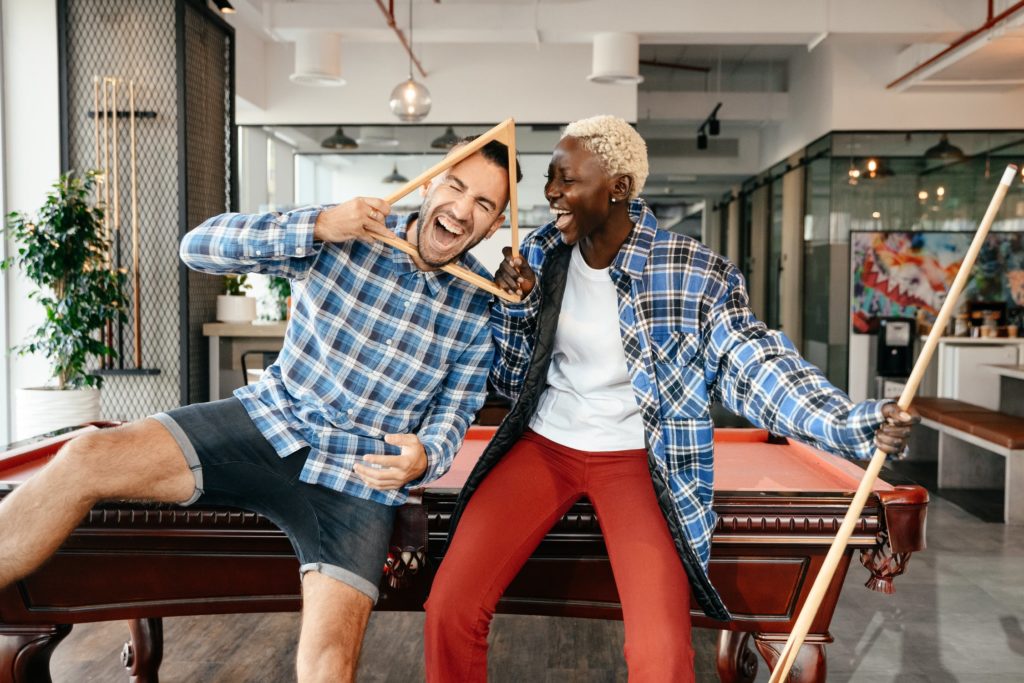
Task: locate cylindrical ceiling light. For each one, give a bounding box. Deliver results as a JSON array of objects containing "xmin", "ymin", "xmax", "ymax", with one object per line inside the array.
[
  {"xmin": 587, "ymin": 33, "xmax": 644, "ymax": 85},
  {"xmin": 290, "ymin": 32, "xmax": 345, "ymax": 87},
  {"xmin": 389, "ymin": 0, "xmax": 431, "ymax": 121}
]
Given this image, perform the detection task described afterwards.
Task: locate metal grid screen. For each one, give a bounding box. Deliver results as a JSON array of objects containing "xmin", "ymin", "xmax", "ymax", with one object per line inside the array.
[{"xmin": 61, "ymin": 0, "xmax": 232, "ymax": 417}]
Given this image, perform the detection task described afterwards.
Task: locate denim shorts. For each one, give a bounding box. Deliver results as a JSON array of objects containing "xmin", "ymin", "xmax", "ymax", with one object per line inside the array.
[{"xmin": 152, "ymin": 398, "xmax": 395, "ymax": 603}]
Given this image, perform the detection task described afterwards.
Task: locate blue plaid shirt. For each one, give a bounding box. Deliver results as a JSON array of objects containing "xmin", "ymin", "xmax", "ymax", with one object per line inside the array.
[
  {"xmin": 180, "ymin": 208, "xmax": 493, "ymax": 505},
  {"xmin": 490, "ymin": 199, "xmax": 887, "ymax": 570}
]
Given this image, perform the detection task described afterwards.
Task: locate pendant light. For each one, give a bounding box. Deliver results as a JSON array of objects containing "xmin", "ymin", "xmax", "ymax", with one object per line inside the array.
[
  {"xmin": 430, "ymin": 126, "xmax": 459, "ymax": 150},
  {"xmin": 320, "ymin": 126, "xmax": 358, "ymax": 150},
  {"xmin": 382, "ymin": 162, "xmax": 409, "ymax": 184},
  {"xmin": 388, "ymin": 1, "xmax": 431, "ymax": 122}
]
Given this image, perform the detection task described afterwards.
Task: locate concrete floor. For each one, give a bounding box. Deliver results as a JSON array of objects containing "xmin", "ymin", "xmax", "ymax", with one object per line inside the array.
[{"xmin": 49, "ymin": 495, "xmax": 1024, "ymax": 682}]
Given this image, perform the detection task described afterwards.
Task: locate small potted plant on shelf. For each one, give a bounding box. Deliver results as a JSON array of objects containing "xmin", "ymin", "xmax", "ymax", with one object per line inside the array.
[
  {"xmin": 216, "ymin": 273, "xmax": 257, "ymax": 323},
  {"xmin": 269, "ymin": 275, "xmax": 291, "ymax": 321},
  {"xmin": 3, "ymin": 171, "xmax": 127, "ymax": 438}
]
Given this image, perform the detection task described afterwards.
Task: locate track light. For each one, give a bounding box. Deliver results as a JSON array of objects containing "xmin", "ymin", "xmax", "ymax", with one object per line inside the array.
[
  {"xmin": 701, "ymin": 102, "xmax": 722, "ymax": 137},
  {"xmin": 212, "ymin": 0, "xmax": 235, "ymax": 14},
  {"xmin": 695, "ymin": 102, "xmax": 720, "ymax": 152},
  {"xmin": 321, "ymin": 127, "xmax": 358, "ymax": 150}
]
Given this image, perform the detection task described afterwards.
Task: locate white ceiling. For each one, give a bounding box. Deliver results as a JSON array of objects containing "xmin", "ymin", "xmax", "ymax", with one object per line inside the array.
[{"xmin": 225, "ymin": 0, "xmax": 1024, "ymax": 200}]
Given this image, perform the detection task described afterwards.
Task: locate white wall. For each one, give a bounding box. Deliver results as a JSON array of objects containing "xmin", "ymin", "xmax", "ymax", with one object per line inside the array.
[
  {"xmin": 238, "ymin": 41, "xmax": 636, "ymax": 126},
  {"xmin": 759, "ymin": 41, "xmax": 834, "ymax": 169},
  {"xmin": 2, "ymin": 0, "xmax": 60, "ymax": 435},
  {"xmin": 234, "ymin": 20, "xmax": 266, "ymax": 111}
]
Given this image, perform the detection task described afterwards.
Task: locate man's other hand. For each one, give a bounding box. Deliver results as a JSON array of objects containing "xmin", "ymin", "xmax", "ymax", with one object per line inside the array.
[{"xmin": 353, "ymin": 433, "xmax": 428, "ymax": 491}]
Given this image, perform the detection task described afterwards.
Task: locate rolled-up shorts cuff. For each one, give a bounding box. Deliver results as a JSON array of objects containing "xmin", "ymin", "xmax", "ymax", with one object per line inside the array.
[
  {"xmin": 151, "ymin": 412, "xmax": 204, "ymax": 506},
  {"xmin": 300, "ymin": 562, "xmax": 381, "ymax": 604}
]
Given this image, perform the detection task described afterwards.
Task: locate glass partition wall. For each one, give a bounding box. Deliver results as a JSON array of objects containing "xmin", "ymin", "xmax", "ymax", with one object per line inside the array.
[{"xmin": 722, "ymin": 130, "xmax": 1024, "ymax": 392}]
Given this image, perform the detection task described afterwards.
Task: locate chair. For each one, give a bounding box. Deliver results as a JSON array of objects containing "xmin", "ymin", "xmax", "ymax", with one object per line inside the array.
[{"xmin": 240, "ymin": 350, "xmax": 279, "ymax": 386}]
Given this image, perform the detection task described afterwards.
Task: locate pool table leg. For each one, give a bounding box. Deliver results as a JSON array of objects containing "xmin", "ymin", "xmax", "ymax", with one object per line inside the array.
[
  {"xmin": 715, "ymin": 630, "xmax": 759, "ymax": 682},
  {"xmin": 0, "ymin": 623, "xmax": 72, "ymax": 683},
  {"xmin": 121, "ymin": 618, "xmax": 163, "ymax": 683},
  {"xmin": 753, "ymin": 634, "xmax": 827, "ymax": 683}
]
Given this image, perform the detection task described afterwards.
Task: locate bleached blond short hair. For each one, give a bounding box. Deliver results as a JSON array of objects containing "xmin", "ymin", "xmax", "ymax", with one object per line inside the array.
[{"xmin": 562, "ymin": 115, "xmax": 649, "ymax": 199}]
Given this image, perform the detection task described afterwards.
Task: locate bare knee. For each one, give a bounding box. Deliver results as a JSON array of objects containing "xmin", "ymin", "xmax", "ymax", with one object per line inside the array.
[
  {"xmin": 297, "ymin": 572, "xmax": 373, "ymax": 683},
  {"xmin": 52, "ymin": 420, "xmax": 194, "ymax": 503}
]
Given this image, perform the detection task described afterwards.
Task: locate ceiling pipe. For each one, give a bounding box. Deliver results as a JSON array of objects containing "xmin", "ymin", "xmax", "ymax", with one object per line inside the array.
[
  {"xmin": 374, "ymin": 0, "xmax": 428, "ymax": 79},
  {"xmin": 886, "ymin": 0, "xmax": 1024, "ymax": 90}
]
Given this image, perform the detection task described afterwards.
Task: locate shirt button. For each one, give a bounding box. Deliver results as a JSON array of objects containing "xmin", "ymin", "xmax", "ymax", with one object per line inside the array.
[
  {"xmin": 255, "ymin": 249, "xmax": 262, "ymax": 256},
  {"xmin": 347, "ymin": 409, "xmax": 354, "ymax": 416},
  {"xmin": 386, "ymin": 339, "xmax": 393, "ymax": 346},
  {"xmin": 296, "ymin": 247, "xmax": 304, "ymax": 256}
]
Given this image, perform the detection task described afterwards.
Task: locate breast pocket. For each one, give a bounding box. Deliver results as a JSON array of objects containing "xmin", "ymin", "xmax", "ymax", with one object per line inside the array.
[{"xmin": 650, "ymin": 331, "xmax": 706, "ymax": 419}]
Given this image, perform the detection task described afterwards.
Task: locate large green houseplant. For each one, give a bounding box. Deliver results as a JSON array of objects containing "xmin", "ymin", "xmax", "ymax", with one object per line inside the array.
[{"xmin": 3, "ymin": 172, "xmax": 127, "ymax": 437}]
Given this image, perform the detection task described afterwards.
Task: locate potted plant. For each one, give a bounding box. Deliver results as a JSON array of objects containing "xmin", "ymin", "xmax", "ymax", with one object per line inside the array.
[
  {"xmin": 216, "ymin": 273, "xmax": 257, "ymax": 323},
  {"xmin": 3, "ymin": 171, "xmax": 127, "ymax": 438},
  {"xmin": 269, "ymin": 275, "xmax": 291, "ymax": 321}
]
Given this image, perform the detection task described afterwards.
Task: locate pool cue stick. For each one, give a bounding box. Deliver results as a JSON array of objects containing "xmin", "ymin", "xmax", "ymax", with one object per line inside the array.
[
  {"xmin": 101, "ymin": 78, "xmax": 110, "ymax": 259},
  {"xmin": 377, "ymin": 119, "xmax": 521, "ymax": 302},
  {"xmin": 768, "ymin": 163, "xmax": 1019, "ymax": 683},
  {"xmin": 92, "ymin": 76, "xmax": 100, "ymax": 184},
  {"xmin": 111, "ymin": 77, "xmax": 124, "ymax": 368},
  {"xmin": 101, "ymin": 77, "xmax": 113, "ymax": 368},
  {"xmin": 130, "ymin": 80, "xmax": 141, "ymax": 368}
]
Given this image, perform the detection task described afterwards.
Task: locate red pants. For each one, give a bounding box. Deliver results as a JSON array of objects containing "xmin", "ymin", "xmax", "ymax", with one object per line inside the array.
[{"xmin": 424, "ymin": 430, "xmax": 695, "ymax": 682}]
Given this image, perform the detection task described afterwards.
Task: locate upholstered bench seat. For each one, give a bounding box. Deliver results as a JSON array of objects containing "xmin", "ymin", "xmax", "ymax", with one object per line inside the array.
[{"xmin": 911, "ymin": 397, "xmax": 1024, "ymax": 523}]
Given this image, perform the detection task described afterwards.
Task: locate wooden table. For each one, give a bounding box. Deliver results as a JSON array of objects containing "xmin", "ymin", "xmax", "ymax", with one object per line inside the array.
[{"xmin": 202, "ymin": 322, "xmax": 286, "ymax": 400}]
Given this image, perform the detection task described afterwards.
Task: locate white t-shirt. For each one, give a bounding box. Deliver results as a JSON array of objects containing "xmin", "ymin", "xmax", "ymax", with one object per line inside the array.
[{"xmin": 529, "ymin": 245, "xmax": 646, "ymax": 450}]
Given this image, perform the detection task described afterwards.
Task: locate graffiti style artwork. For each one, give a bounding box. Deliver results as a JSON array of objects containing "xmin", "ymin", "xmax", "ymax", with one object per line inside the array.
[{"xmin": 850, "ymin": 231, "xmax": 1024, "ymax": 334}]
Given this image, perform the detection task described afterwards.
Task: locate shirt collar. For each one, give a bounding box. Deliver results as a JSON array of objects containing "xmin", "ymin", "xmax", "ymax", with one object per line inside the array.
[
  {"xmin": 610, "ymin": 198, "xmax": 658, "ymax": 281},
  {"xmin": 388, "ymin": 212, "xmax": 446, "ymax": 297}
]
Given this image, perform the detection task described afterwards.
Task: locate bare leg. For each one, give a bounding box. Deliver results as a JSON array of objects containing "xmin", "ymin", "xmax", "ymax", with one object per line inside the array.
[
  {"xmin": 0, "ymin": 418, "xmax": 195, "ymax": 587},
  {"xmin": 295, "ymin": 571, "xmax": 374, "ymax": 683}
]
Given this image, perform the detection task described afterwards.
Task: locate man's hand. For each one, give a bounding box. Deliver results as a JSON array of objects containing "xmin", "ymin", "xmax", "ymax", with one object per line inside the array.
[
  {"xmin": 353, "ymin": 433, "xmax": 428, "ymax": 491},
  {"xmin": 874, "ymin": 403, "xmax": 919, "ymax": 457},
  {"xmin": 313, "ymin": 197, "xmax": 392, "ymax": 244},
  {"xmin": 495, "ymin": 247, "xmax": 536, "ymax": 297}
]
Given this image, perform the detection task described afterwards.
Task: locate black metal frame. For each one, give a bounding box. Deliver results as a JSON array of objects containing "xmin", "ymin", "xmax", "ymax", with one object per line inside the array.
[{"xmin": 56, "ymin": 0, "xmax": 237, "ymax": 407}]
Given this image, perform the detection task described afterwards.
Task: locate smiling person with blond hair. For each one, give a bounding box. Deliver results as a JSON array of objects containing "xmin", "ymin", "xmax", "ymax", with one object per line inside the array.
[{"xmin": 423, "ymin": 115, "xmax": 915, "ymax": 682}]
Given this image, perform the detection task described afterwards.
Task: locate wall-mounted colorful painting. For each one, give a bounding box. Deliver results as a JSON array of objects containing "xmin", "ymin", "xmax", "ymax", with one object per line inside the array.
[{"xmin": 850, "ymin": 231, "xmax": 1024, "ymax": 334}]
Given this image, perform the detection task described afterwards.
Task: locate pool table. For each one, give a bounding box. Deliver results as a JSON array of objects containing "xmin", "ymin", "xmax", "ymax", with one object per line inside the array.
[{"xmin": 0, "ymin": 423, "xmax": 927, "ymax": 683}]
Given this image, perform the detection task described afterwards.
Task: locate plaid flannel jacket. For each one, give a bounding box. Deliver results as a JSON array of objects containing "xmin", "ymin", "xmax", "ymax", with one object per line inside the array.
[
  {"xmin": 180, "ymin": 208, "xmax": 493, "ymax": 506},
  {"xmin": 490, "ymin": 199, "xmax": 887, "ymax": 570}
]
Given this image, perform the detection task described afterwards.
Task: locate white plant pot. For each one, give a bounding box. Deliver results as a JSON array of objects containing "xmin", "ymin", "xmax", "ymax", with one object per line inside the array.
[
  {"xmin": 15, "ymin": 386, "xmax": 101, "ymax": 440},
  {"xmin": 216, "ymin": 294, "xmax": 257, "ymax": 323}
]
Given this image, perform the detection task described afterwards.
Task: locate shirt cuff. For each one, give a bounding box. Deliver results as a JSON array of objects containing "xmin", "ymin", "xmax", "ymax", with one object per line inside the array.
[
  {"xmin": 495, "ymin": 284, "xmax": 540, "ymax": 318},
  {"xmin": 284, "ymin": 208, "xmax": 320, "ymax": 258},
  {"xmin": 844, "ymin": 399, "xmax": 891, "ymax": 460}
]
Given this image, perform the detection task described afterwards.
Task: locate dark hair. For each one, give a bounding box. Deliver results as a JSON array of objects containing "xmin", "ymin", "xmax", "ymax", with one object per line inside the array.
[{"xmin": 455, "ymin": 135, "xmax": 523, "ymax": 183}]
